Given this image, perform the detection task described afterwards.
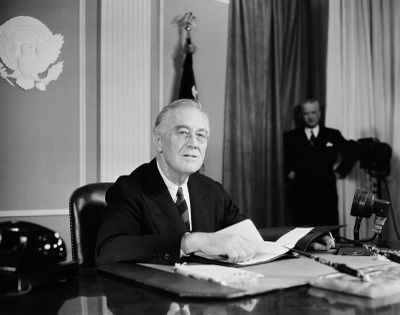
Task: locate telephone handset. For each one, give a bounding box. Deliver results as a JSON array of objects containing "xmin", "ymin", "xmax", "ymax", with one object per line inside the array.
[
  {"xmin": 0, "ymin": 221, "xmax": 67, "ymax": 273},
  {"xmin": 0, "ymin": 221, "xmax": 78, "ymax": 296}
]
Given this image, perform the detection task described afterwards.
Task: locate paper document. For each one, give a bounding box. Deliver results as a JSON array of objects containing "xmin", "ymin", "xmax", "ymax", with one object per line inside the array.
[
  {"xmin": 275, "ymin": 227, "xmax": 315, "ymax": 248},
  {"xmin": 194, "ymin": 219, "xmax": 313, "ymax": 266},
  {"xmin": 174, "ymin": 263, "xmax": 264, "ymax": 288}
]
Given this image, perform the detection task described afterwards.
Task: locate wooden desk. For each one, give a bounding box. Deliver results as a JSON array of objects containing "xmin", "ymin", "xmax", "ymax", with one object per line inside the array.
[{"xmin": 2, "ymin": 266, "xmax": 400, "ymax": 315}]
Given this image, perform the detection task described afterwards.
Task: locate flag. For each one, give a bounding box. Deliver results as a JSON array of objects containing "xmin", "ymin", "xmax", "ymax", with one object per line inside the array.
[{"xmin": 178, "ymin": 38, "xmax": 198, "ymax": 100}]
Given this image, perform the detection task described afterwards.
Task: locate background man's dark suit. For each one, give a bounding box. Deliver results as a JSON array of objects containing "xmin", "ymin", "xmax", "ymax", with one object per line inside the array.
[
  {"xmin": 96, "ymin": 158, "xmax": 246, "ymax": 265},
  {"xmin": 283, "ymin": 127, "xmax": 356, "ymax": 227}
]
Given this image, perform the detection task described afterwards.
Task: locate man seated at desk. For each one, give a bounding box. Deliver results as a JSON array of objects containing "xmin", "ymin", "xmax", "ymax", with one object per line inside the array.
[{"xmin": 96, "ymin": 99, "xmax": 334, "ymax": 266}]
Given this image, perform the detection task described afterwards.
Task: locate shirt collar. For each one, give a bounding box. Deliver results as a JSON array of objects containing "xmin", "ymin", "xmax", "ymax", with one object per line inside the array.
[
  {"xmin": 156, "ymin": 160, "xmax": 189, "ymax": 199},
  {"xmin": 305, "ymin": 125, "xmax": 319, "ymax": 137}
]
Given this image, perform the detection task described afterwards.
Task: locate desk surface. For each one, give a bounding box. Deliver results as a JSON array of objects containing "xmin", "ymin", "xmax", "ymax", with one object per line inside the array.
[{"xmin": 2, "ymin": 265, "xmax": 400, "ymax": 315}]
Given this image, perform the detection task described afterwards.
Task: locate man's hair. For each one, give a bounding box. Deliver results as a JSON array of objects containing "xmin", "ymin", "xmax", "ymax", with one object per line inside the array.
[
  {"xmin": 153, "ymin": 98, "xmax": 209, "ymax": 134},
  {"xmin": 301, "ymin": 99, "xmax": 320, "ymax": 110}
]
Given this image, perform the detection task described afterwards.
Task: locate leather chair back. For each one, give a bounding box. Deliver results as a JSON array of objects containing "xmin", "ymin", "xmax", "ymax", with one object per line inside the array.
[{"xmin": 69, "ymin": 182, "xmax": 112, "ymax": 267}]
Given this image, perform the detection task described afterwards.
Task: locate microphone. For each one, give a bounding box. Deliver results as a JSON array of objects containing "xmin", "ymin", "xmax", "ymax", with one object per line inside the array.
[{"xmin": 351, "ymin": 189, "xmax": 390, "ymax": 238}]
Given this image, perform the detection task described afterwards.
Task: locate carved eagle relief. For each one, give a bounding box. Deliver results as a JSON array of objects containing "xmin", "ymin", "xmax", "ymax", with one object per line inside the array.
[{"xmin": 0, "ymin": 16, "xmax": 64, "ymax": 91}]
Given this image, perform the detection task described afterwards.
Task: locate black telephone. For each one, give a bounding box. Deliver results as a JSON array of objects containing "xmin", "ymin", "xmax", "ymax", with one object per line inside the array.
[
  {"xmin": 0, "ymin": 221, "xmax": 67, "ymax": 273},
  {"xmin": 0, "ymin": 221, "xmax": 77, "ymax": 296}
]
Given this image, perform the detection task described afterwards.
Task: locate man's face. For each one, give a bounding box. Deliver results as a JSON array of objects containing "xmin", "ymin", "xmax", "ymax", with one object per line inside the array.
[
  {"xmin": 155, "ymin": 107, "xmax": 209, "ymax": 184},
  {"xmin": 301, "ymin": 102, "xmax": 321, "ymax": 128}
]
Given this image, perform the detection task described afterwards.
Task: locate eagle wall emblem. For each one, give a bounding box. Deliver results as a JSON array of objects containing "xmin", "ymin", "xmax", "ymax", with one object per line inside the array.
[{"xmin": 0, "ymin": 16, "xmax": 64, "ymax": 91}]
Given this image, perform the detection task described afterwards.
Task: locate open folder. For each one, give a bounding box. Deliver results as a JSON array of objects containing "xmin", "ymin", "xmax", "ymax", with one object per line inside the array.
[{"xmin": 182, "ymin": 219, "xmax": 336, "ymax": 266}]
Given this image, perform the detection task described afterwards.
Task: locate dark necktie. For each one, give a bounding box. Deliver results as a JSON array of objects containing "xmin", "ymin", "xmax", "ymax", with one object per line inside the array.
[
  {"xmin": 176, "ymin": 187, "xmax": 190, "ymax": 231},
  {"xmin": 309, "ymin": 130, "xmax": 316, "ymax": 146}
]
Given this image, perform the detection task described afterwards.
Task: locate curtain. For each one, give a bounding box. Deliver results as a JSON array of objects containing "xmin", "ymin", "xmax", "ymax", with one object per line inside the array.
[
  {"xmin": 326, "ymin": 0, "xmax": 400, "ymax": 240},
  {"xmin": 223, "ymin": 0, "xmax": 315, "ymax": 228}
]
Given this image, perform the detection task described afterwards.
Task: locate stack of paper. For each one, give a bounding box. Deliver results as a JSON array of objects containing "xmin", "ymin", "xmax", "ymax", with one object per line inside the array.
[{"xmin": 193, "ymin": 219, "xmax": 313, "ymax": 266}]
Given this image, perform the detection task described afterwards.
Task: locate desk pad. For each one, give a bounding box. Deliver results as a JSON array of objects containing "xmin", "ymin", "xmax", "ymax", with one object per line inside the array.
[
  {"xmin": 97, "ymin": 262, "xmax": 248, "ymax": 299},
  {"xmin": 97, "ymin": 254, "xmax": 393, "ymax": 300}
]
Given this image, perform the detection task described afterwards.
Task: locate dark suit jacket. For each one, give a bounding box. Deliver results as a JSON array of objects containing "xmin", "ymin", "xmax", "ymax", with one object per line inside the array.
[
  {"xmin": 283, "ymin": 126, "xmax": 356, "ymax": 226},
  {"xmin": 95, "ymin": 158, "xmax": 246, "ymax": 265}
]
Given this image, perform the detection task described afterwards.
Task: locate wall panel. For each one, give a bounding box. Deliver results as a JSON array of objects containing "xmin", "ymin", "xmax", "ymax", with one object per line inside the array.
[{"xmin": 100, "ymin": 0, "xmax": 152, "ymax": 181}]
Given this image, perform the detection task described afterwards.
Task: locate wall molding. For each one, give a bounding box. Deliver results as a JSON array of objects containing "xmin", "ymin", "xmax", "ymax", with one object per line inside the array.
[
  {"xmin": 0, "ymin": 209, "xmax": 68, "ymax": 217},
  {"xmin": 159, "ymin": 0, "xmax": 164, "ymax": 111},
  {"xmin": 79, "ymin": 0, "xmax": 87, "ymax": 186},
  {"xmin": 0, "ymin": 1, "xmax": 86, "ymax": 218},
  {"xmin": 100, "ymin": 0, "xmax": 152, "ymax": 182}
]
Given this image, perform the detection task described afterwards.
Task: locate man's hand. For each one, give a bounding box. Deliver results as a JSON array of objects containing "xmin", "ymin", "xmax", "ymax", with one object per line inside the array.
[
  {"xmin": 308, "ymin": 234, "xmax": 335, "ymax": 251},
  {"xmin": 181, "ymin": 232, "xmax": 257, "ymax": 263}
]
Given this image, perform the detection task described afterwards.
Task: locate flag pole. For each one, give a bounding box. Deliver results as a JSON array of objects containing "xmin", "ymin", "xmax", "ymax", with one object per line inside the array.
[
  {"xmin": 178, "ymin": 12, "xmax": 198, "ymax": 100},
  {"xmin": 179, "ymin": 12, "xmax": 203, "ymax": 172},
  {"xmin": 183, "ymin": 12, "xmax": 196, "ymax": 54}
]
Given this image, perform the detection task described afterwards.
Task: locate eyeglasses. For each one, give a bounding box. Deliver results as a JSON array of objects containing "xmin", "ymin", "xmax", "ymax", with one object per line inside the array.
[{"xmin": 176, "ymin": 130, "xmax": 208, "ymax": 144}]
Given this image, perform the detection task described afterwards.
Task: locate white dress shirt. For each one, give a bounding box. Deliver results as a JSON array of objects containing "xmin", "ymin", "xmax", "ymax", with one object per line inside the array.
[
  {"xmin": 305, "ymin": 125, "xmax": 319, "ymax": 140},
  {"xmin": 156, "ymin": 161, "xmax": 192, "ymax": 230}
]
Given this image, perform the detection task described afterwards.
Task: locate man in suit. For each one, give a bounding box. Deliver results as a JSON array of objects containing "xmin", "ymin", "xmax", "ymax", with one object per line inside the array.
[
  {"xmin": 283, "ymin": 99, "xmax": 356, "ymax": 227},
  {"xmin": 97, "ymin": 99, "xmax": 333, "ymax": 266}
]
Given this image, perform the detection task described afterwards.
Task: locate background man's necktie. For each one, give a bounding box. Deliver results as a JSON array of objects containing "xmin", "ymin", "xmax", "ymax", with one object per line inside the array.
[
  {"xmin": 309, "ymin": 130, "xmax": 316, "ymax": 146},
  {"xmin": 176, "ymin": 187, "xmax": 190, "ymax": 231}
]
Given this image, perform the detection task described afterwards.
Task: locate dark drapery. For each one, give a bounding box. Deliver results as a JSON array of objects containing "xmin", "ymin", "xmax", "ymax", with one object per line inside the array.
[{"xmin": 223, "ymin": 0, "xmax": 327, "ymax": 228}]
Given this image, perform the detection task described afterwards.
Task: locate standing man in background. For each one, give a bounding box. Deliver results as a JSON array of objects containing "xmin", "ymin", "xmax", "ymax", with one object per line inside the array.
[{"xmin": 283, "ymin": 99, "xmax": 356, "ymax": 228}]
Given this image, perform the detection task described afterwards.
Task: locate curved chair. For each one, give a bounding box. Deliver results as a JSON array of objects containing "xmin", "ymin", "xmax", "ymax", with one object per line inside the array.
[{"xmin": 69, "ymin": 182, "xmax": 113, "ymax": 267}]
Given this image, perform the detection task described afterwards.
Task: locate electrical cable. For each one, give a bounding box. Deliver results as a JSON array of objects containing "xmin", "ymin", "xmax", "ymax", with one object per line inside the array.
[
  {"xmin": 337, "ymin": 233, "xmax": 377, "ymax": 245},
  {"xmin": 382, "ymin": 177, "xmax": 400, "ymax": 240},
  {"xmin": 336, "ymin": 233, "xmax": 400, "ymax": 263}
]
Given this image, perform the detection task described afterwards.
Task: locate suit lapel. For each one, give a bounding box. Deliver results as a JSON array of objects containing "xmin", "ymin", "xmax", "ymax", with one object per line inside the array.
[
  {"xmin": 143, "ymin": 159, "xmax": 186, "ymax": 233},
  {"xmin": 188, "ymin": 175, "xmax": 213, "ymax": 232},
  {"xmin": 298, "ymin": 129, "xmax": 310, "ymax": 146},
  {"xmin": 315, "ymin": 127, "xmax": 327, "ymax": 146}
]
